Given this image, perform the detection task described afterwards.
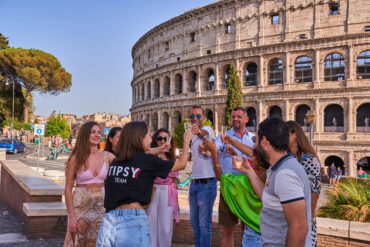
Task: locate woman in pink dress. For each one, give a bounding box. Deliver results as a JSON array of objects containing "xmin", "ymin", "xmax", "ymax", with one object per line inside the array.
[{"xmin": 146, "ymin": 128, "xmax": 180, "ymax": 247}]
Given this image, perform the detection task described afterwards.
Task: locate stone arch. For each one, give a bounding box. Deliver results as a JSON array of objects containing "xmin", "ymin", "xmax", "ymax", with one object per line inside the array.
[
  {"xmin": 268, "ymin": 58, "xmax": 284, "ymax": 85},
  {"xmin": 246, "ymin": 107, "xmax": 257, "ymax": 132},
  {"xmin": 356, "ymin": 103, "xmax": 370, "ymax": 132},
  {"xmin": 205, "ymin": 68, "xmax": 215, "ymax": 91},
  {"xmin": 269, "ymin": 105, "xmax": 283, "ymax": 119},
  {"xmin": 151, "ymin": 113, "xmax": 158, "ymax": 131},
  {"xmin": 146, "ymin": 81, "xmax": 151, "ymax": 99},
  {"xmin": 174, "ymin": 73, "xmax": 183, "ymax": 94},
  {"xmin": 141, "ymin": 84, "xmax": 145, "ymax": 101},
  {"xmin": 172, "ymin": 111, "xmax": 182, "ymax": 129},
  {"xmin": 205, "ymin": 108, "xmax": 214, "ymax": 125},
  {"xmin": 154, "ymin": 79, "xmax": 160, "ymax": 98},
  {"xmin": 188, "ymin": 71, "xmax": 197, "ymax": 93},
  {"xmin": 357, "ymin": 157, "xmax": 370, "ymax": 174},
  {"xmin": 295, "ymin": 104, "xmax": 311, "ymax": 131},
  {"xmin": 162, "ymin": 112, "xmax": 170, "ymax": 130},
  {"xmin": 145, "ymin": 113, "xmax": 150, "ymax": 126},
  {"xmin": 222, "ymin": 64, "xmax": 232, "ymax": 89},
  {"xmin": 357, "ymin": 50, "xmax": 370, "ymax": 79},
  {"xmin": 294, "ymin": 56, "xmax": 313, "ymax": 83},
  {"xmin": 164, "ymin": 76, "xmax": 171, "ymax": 96},
  {"xmin": 244, "ymin": 62, "xmax": 258, "ymax": 86},
  {"xmin": 324, "ymin": 104, "xmax": 344, "ymax": 132},
  {"xmin": 324, "ymin": 52, "xmax": 345, "ymax": 81},
  {"xmin": 325, "ymin": 155, "xmax": 345, "ymax": 174}
]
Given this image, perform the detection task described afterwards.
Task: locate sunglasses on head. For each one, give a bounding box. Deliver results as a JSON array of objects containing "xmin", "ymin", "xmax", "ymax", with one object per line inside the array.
[
  {"xmin": 155, "ymin": 136, "xmax": 167, "ymax": 142},
  {"xmin": 189, "ymin": 114, "xmax": 202, "ymax": 120}
]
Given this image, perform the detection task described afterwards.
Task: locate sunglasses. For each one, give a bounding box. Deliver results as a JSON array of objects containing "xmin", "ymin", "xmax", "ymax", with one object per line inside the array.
[
  {"xmin": 155, "ymin": 136, "xmax": 167, "ymax": 142},
  {"xmin": 189, "ymin": 114, "xmax": 202, "ymax": 120}
]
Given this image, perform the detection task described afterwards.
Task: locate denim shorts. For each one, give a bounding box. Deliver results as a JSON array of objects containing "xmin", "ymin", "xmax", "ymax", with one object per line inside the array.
[
  {"xmin": 242, "ymin": 225, "xmax": 261, "ymax": 247},
  {"xmin": 96, "ymin": 209, "xmax": 151, "ymax": 247}
]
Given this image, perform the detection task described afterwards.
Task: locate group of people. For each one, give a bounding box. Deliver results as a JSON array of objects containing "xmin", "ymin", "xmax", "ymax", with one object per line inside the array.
[{"xmin": 64, "ymin": 105, "xmax": 322, "ymax": 247}]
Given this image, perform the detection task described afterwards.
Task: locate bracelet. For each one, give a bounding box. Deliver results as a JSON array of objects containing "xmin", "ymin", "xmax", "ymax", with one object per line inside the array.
[{"xmin": 213, "ymin": 163, "xmax": 221, "ymax": 167}]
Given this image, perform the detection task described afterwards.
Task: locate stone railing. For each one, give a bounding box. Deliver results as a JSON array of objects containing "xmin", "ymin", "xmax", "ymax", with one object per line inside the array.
[
  {"xmin": 172, "ymin": 210, "xmax": 370, "ymax": 246},
  {"xmin": 0, "ymin": 160, "xmax": 66, "ymax": 239}
]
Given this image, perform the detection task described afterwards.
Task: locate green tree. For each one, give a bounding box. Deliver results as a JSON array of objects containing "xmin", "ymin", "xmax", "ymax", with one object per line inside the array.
[
  {"xmin": 45, "ymin": 112, "xmax": 71, "ymax": 138},
  {"xmin": 0, "ymin": 33, "xmax": 9, "ymax": 50},
  {"xmin": 224, "ymin": 65, "xmax": 243, "ymax": 127},
  {"xmin": 173, "ymin": 118, "xmax": 213, "ymax": 148},
  {"xmin": 0, "ymin": 48, "xmax": 72, "ymax": 122}
]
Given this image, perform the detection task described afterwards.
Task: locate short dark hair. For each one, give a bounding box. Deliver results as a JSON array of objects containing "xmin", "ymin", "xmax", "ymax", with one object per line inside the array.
[
  {"xmin": 257, "ymin": 117, "xmax": 289, "ymax": 152},
  {"xmin": 105, "ymin": 126, "xmax": 123, "ymax": 154},
  {"xmin": 190, "ymin": 105, "xmax": 204, "ymax": 114},
  {"xmin": 232, "ymin": 107, "xmax": 247, "ymax": 114}
]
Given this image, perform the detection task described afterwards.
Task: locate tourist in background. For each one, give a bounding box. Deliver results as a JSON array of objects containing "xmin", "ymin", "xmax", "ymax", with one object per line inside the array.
[
  {"xmin": 97, "ymin": 121, "xmax": 192, "ymax": 247},
  {"xmin": 328, "ymin": 163, "xmax": 336, "ymax": 187},
  {"xmin": 358, "ymin": 167, "xmax": 369, "ymax": 178},
  {"xmin": 335, "ymin": 166, "xmax": 342, "ymax": 184},
  {"xmin": 104, "ymin": 126, "xmax": 122, "ymax": 155},
  {"xmin": 146, "ymin": 128, "xmax": 179, "ymax": 247},
  {"xmin": 286, "ymin": 121, "xmax": 321, "ymax": 247},
  {"xmin": 64, "ymin": 121, "xmax": 115, "ymax": 246},
  {"xmin": 188, "ymin": 105, "xmax": 217, "ymax": 247}
]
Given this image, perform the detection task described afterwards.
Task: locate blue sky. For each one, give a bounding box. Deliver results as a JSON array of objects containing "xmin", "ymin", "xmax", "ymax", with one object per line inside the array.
[{"xmin": 0, "ymin": 0, "xmax": 213, "ymax": 117}]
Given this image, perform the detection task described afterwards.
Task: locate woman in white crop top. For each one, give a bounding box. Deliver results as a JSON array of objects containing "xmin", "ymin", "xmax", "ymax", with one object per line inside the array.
[{"xmin": 64, "ymin": 121, "xmax": 114, "ymax": 247}]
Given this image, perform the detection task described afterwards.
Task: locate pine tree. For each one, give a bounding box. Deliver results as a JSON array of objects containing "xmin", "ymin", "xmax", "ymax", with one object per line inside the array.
[{"xmin": 225, "ymin": 65, "xmax": 243, "ymax": 127}]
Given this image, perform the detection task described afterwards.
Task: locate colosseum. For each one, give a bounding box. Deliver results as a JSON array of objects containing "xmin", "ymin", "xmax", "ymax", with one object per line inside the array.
[{"xmin": 130, "ymin": 0, "xmax": 370, "ymax": 176}]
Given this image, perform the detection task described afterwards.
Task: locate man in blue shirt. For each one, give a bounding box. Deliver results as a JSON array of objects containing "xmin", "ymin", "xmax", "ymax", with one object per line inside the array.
[{"xmin": 215, "ymin": 107, "xmax": 256, "ymax": 247}]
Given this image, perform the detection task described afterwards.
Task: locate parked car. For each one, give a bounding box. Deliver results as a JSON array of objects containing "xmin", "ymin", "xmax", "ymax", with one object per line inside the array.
[{"xmin": 0, "ymin": 139, "xmax": 27, "ymax": 154}]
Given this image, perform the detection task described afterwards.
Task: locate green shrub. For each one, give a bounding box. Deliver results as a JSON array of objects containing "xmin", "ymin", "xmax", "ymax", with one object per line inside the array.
[
  {"xmin": 318, "ymin": 178, "xmax": 370, "ymax": 222},
  {"xmin": 173, "ymin": 118, "xmax": 213, "ymax": 148}
]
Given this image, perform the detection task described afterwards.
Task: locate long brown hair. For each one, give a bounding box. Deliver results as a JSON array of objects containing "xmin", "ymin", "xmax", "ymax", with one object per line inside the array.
[
  {"xmin": 286, "ymin": 120, "xmax": 318, "ymax": 161},
  {"xmin": 151, "ymin": 128, "xmax": 176, "ymax": 161},
  {"xmin": 115, "ymin": 121, "xmax": 148, "ymax": 161},
  {"xmin": 66, "ymin": 121, "xmax": 100, "ymax": 179}
]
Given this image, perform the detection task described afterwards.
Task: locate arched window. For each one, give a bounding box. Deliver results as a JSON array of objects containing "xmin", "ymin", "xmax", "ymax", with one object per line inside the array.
[
  {"xmin": 141, "ymin": 84, "xmax": 145, "ymax": 101},
  {"xmin": 295, "ymin": 56, "xmax": 313, "ymax": 83},
  {"xmin": 145, "ymin": 114, "xmax": 150, "ymax": 125},
  {"xmin": 356, "ymin": 103, "xmax": 370, "ymax": 132},
  {"xmin": 324, "ymin": 53, "xmax": 345, "ymax": 81},
  {"xmin": 164, "ymin": 77, "xmax": 170, "ymax": 96},
  {"xmin": 175, "ymin": 74, "xmax": 183, "ymax": 94},
  {"xmin": 269, "ymin": 105, "xmax": 283, "ymax": 119},
  {"xmin": 154, "ymin": 79, "xmax": 160, "ymax": 98},
  {"xmin": 188, "ymin": 71, "xmax": 197, "ymax": 93},
  {"xmin": 205, "ymin": 109, "xmax": 214, "ymax": 125},
  {"xmin": 357, "ymin": 157, "xmax": 370, "ymax": 174},
  {"xmin": 146, "ymin": 81, "xmax": 151, "ymax": 99},
  {"xmin": 268, "ymin": 59, "xmax": 284, "ymax": 85},
  {"xmin": 172, "ymin": 111, "xmax": 182, "ymax": 128},
  {"xmin": 163, "ymin": 112, "xmax": 169, "ymax": 130},
  {"xmin": 295, "ymin": 105, "xmax": 311, "ymax": 132},
  {"xmin": 246, "ymin": 107, "xmax": 257, "ymax": 132},
  {"xmin": 151, "ymin": 113, "xmax": 158, "ymax": 131},
  {"xmin": 223, "ymin": 65, "xmax": 231, "ymax": 89},
  {"xmin": 325, "ymin": 155, "xmax": 345, "ymax": 175},
  {"xmin": 206, "ymin": 69, "xmax": 215, "ymax": 90},
  {"xmin": 245, "ymin": 63, "xmax": 258, "ymax": 86},
  {"xmin": 324, "ymin": 104, "xmax": 344, "ymax": 132},
  {"xmin": 357, "ymin": 50, "xmax": 370, "ymax": 79}
]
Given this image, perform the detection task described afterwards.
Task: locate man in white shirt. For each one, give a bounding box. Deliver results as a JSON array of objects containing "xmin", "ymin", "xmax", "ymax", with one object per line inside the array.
[{"xmin": 188, "ymin": 105, "xmax": 217, "ymax": 247}]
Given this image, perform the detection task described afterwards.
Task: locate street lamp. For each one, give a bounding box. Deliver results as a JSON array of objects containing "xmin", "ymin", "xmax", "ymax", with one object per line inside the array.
[
  {"xmin": 5, "ymin": 75, "xmax": 15, "ymax": 132},
  {"xmin": 305, "ymin": 110, "xmax": 316, "ymax": 144}
]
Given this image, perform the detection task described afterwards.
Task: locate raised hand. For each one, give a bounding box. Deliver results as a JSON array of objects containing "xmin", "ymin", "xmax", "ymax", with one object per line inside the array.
[{"xmin": 183, "ymin": 128, "xmax": 194, "ymax": 144}]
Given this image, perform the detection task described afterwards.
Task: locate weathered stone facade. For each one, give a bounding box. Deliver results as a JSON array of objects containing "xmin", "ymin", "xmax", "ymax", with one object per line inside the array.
[{"xmin": 130, "ymin": 0, "xmax": 370, "ymax": 176}]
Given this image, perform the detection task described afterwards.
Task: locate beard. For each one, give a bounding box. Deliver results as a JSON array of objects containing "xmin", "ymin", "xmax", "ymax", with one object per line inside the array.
[{"xmin": 255, "ymin": 143, "xmax": 270, "ymax": 166}]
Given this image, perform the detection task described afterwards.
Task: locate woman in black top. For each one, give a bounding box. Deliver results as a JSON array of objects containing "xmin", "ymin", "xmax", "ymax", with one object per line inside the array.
[{"xmin": 96, "ymin": 121, "xmax": 192, "ymax": 247}]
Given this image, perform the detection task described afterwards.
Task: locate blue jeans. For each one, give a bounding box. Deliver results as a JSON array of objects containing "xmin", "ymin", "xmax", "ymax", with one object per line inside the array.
[
  {"xmin": 242, "ymin": 225, "xmax": 261, "ymax": 247},
  {"xmin": 96, "ymin": 209, "xmax": 151, "ymax": 247},
  {"xmin": 189, "ymin": 178, "xmax": 217, "ymax": 247}
]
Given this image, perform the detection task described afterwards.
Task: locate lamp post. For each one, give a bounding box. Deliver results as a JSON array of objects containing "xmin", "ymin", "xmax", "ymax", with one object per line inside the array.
[
  {"xmin": 5, "ymin": 75, "xmax": 15, "ymax": 132},
  {"xmin": 305, "ymin": 110, "xmax": 316, "ymax": 144}
]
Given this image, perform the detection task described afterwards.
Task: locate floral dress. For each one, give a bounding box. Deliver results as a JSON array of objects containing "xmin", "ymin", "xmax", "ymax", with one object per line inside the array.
[{"xmin": 300, "ymin": 154, "xmax": 321, "ymax": 247}]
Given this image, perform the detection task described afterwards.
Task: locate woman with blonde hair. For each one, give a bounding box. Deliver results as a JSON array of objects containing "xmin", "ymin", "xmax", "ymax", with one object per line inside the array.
[
  {"xmin": 286, "ymin": 120, "xmax": 321, "ymax": 247},
  {"xmin": 64, "ymin": 121, "xmax": 115, "ymax": 246}
]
